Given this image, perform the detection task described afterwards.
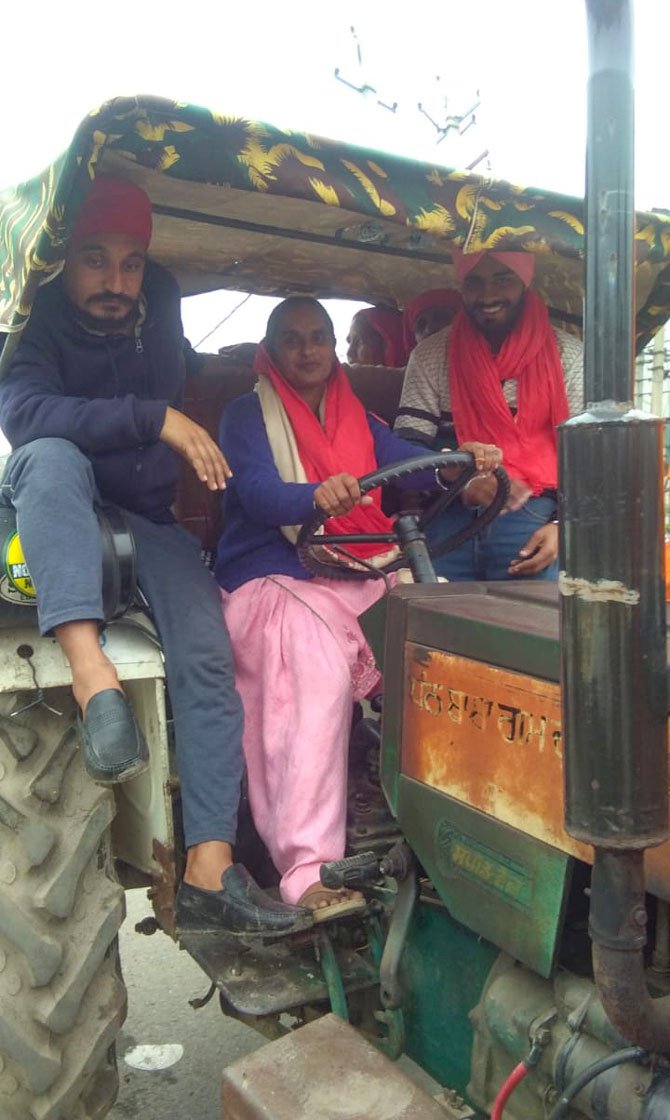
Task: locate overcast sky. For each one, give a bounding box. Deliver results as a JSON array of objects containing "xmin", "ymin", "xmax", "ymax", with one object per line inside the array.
[{"xmin": 3, "ymin": 0, "xmax": 668, "ymax": 354}]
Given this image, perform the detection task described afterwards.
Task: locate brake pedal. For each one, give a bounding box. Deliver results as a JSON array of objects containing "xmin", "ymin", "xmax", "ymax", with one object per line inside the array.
[{"xmin": 320, "ymin": 850, "xmax": 381, "ymax": 890}]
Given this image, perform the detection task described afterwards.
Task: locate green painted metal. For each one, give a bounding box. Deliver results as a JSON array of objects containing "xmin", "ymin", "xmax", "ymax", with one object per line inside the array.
[
  {"xmin": 397, "ymin": 776, "xmax": 573, "ymax": 978},
  {"xmin": 400, "ymin": 584, "xmax": 561, "ymax": 682},
  {"xmin": 359, "ymin": 596, "xmax": 388, "ymax": 673},
  {"xmin": 400, "ymin": 894, "xmax": 499, "ymax": 1095},
  {"xmin": 318, "ymin": 930, "xmax": 350, "ymax": 1021},
  {"xmin": 379, "ymin": 589, "xmax": 413, "ymax": 813}
]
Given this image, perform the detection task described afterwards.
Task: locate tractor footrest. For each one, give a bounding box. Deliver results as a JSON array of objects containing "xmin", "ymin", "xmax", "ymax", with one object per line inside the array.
[
  {"xmin": 221, "ymin": 1013, "xmax": 449, "ymax": 1119},
  {"xmin": 180, "ymin": 932, "xmax": 377, "ymax": 1017}
]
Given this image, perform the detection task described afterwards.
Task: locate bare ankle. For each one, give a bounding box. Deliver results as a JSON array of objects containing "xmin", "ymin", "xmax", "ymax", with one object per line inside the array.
[
  {"xmin": 54, "ymin": 620, "xmax": 122, "ymax": 713},
  {"xmin": 184, "ymin": 841, "xmax": 233, "ymax": 891}
]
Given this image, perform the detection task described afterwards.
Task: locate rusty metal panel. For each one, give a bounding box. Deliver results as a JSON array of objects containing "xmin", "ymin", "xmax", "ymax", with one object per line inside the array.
[
  {"xmin": 402, "ymin": 644, "xmax": 591, "ymax": 863},
  {"xmin": 399, "ymin": 642, "xmax": 670, "ymax": 900},
  {"xmin": 221, "ymin": 1013, "xmax": 448, "ymax": 1119},
  {"xmin": 180, "ymin": 930, "xmax": 377, "ymax": 1017}
]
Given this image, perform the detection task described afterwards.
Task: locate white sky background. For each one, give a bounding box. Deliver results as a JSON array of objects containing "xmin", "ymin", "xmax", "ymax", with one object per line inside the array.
[{"xmin": 2, "ymin": 0, "xmax": 669, "ymax": 358}]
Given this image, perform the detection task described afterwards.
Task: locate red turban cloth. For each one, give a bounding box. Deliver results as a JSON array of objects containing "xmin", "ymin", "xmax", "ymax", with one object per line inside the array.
[
  {"xmin": 452, "ymin": 247, "xmax": 536, "ymax": 288},
  {"xmin": 358, "ymin": 307, "xmax": 409, "ymax": 366},
  {"xmin": 402, "ymin": 288, "xmax": 462, "ymax": 350},
  {"xmin": 71, "ymin": 176, "xmax": 153, "ymax": 248}
]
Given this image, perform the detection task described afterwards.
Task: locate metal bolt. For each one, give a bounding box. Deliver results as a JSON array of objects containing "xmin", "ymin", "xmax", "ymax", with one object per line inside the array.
[{"xmin": 632, "ymin": 907, "xmax": 648, "ymax": 928}]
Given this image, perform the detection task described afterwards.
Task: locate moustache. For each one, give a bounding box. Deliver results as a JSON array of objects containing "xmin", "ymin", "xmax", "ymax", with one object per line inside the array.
[{"xmin": 88, "ymin": 293, "xmax": 135, "ymax": 308}]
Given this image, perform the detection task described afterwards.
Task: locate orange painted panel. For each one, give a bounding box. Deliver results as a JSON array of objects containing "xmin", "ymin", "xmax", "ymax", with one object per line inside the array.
[{"xmin": 401, "ymin": 643, "xmax": 670, "ymax": 897}]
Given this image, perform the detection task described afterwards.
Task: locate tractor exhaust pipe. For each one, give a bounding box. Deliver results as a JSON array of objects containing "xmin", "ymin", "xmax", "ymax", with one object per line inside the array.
[
  {"xmin": 590, "ymin": 850, "xmax": 670, "ymax": 1052},
  {"xmin": 559, "ymin": 0, "xmax": 670, "ymax": 1053}
]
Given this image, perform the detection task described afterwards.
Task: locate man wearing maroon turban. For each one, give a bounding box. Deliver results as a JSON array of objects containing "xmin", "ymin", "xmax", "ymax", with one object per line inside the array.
[
  {"xmin": 394, "ymin": 248, "xmax": 583, "ymax": 580},
  {"xmin": 0, "ymin": 175, "xmax": 312, "ymax": 936}
]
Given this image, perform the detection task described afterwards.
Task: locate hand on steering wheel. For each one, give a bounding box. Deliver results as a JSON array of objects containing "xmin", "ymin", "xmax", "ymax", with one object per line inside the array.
[{"xmin": 296, "ymin": 451, "xmax": 510, "ymax": 581}]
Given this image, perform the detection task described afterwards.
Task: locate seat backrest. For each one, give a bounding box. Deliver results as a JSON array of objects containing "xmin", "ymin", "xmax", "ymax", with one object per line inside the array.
[
  {"xmin": 344, "ymin": 364, "xmax": 405, "ymax": 427},
  {"xmin": 175, "ymin": 359, "xmax": 406, "ymax": 551}
]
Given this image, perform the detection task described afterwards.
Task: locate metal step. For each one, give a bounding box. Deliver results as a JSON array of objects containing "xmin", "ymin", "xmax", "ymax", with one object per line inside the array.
[{"xmin": 179, "ymin": 927, "xmax": 378, "ymax": 1016}]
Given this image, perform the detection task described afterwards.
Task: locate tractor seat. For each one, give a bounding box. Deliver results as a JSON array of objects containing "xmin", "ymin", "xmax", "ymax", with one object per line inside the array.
[{"xmin": 221, "ymin": 1013, "xmax": 449, "ymax": 1120}]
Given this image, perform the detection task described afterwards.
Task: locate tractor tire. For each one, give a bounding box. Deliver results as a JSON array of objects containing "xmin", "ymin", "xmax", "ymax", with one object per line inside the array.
[{"xmin": 0, "ymin": 687, "xmax": 126, "ymax": 1120}]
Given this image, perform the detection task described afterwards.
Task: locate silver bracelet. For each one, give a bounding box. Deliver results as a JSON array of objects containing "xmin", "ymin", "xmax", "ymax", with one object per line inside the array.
[{"xmin": 434, "ymin": 467, "xmax": 452, "ymax": 492}]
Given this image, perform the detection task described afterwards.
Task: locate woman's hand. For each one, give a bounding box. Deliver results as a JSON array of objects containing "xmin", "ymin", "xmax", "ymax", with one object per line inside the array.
[
  {"xmin": 314, "ymin": 473, "xmax": 373, "ymax": 517},
  {"xmin": 508, "ymin": 522, "xmax": 558, "ymax": 576}
]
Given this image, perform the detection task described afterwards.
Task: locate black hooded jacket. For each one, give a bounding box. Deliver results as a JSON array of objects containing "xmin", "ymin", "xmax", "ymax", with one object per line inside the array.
[{"xmin": 0, "ymin": 261, "xmax": 191, "ymax": 522}]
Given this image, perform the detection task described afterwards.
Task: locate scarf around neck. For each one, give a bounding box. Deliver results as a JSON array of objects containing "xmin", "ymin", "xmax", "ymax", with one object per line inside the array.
[
  {"xmin": 448, "ymin": 291, "xmax": 569, "ymax": 494},
  {"xmin": 253, "ymin": 343, "xmax": 397, "ymax": 560}
]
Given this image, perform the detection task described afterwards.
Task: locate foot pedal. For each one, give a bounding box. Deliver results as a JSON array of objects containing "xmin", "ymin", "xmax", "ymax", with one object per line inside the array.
[{"xmin": 320, "ymin": 850, "xmax": 381, "ymax": 890}]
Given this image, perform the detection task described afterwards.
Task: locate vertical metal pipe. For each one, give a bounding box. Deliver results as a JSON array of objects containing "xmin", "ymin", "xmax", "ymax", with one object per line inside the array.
[
  {"xmin": 583, "ymin": 0, "xmax": 635, "ymax": 404},
  {"xmin": 560, "ymin": 0, "xmax": 668, "ymax": 848},
  {"xmin": 559, "ymin": 0, "xmax": 670, "ymax": 1055},
  {"xmin": 560, "ymin": 406, "xmax": 668, "ymax": 846}
]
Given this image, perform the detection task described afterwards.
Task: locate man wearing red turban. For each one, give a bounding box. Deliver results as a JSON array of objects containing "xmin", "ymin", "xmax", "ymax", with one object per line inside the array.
[
  {"xmin": 402, "ymin": 288, "xmax": 462, "ymax": 351},
  {"xmin": 395, "ymin": 247, "xmax": 584, "ymax": 580},
  {"xmin": 0, "ymin": 175, "xmax": 312, "ymax": 937}
]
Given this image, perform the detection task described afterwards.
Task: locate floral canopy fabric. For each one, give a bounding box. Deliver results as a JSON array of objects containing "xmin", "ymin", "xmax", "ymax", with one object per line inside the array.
[{"xmin": 1, "ymin": 94, "xmax": 668, "ymax": 372}]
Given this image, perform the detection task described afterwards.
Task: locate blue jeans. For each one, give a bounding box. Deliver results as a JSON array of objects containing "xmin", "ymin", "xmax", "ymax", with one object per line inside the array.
[
  {"xmin": 425, "ymin": 495, "xmax": 558, "ymax": 581},
  {"xmin": 0, "ymin": 438, "xmax": 243, "ymax": 848}
]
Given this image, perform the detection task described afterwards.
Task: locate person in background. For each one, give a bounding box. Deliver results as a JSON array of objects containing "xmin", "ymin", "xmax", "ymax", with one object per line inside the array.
[
  {"xmin": 216, "ymin": 296, "xmax": 500, "ymax": 918},
  {"xmin": 346, "ymin": 306, "xmax": 408, "ymax": 367},
  {"xmin": 402, "ymin": 288, "xmax": 461, "ymax": 351},
  {"xmin": 395, "ymin": 248, "xmax": 583, "ymax": 580}
]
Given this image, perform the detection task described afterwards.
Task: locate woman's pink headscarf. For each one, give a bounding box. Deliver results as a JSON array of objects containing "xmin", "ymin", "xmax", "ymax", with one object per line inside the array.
[{"xmin": 357, "ymin": 307, "xmax": 409, "ymax": 366}]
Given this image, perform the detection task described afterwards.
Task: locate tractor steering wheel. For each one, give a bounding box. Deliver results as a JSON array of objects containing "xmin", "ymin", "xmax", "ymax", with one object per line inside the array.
[{"xmin": 296, "ymin": 451, "xmax": 510, "ymax": 581}]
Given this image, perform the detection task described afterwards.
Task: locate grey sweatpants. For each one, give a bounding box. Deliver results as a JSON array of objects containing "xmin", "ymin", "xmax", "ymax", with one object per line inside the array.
[{"xmin": 0, "ymin": 438, "xmax": 243, "ymax": 848}]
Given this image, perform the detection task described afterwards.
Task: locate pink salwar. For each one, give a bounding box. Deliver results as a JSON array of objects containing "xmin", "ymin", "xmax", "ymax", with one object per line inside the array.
[{"xmin": 221, "ymin": 574, "xmax": 388, "ymax": 904}]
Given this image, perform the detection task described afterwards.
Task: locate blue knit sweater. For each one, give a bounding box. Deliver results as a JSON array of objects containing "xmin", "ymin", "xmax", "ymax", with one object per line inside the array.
[
  {"xmin": 0, "ymin": 262, "xmax": 192, "ymax": 522},
  {"xmin": 215, "ymin": 392, "xmax": 436, "ymax": 592}
]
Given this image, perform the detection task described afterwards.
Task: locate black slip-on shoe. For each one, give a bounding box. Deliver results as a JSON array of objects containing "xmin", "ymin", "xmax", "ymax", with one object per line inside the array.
[
  {"xmin": 77, "ymin": 689, "xmax": 149, "ymax": 785},
  {"xmin": 175, "ymin": 864, "xmax": 314, "ymax": 937}
]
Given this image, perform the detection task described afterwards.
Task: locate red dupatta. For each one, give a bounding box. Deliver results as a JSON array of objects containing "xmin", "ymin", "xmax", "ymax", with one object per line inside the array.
[
  {"xmin": 448, "ymin": 291, "xmax": 569, "ymax": 494},
  {"xmin": 254, "ymin": 344, "xmax": 396, "ymax": 558}
]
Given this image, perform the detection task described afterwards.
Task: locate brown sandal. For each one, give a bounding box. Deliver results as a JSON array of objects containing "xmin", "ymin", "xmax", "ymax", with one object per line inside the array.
[{"xmin": 297, "ymin": 885, "xmax": 366, "ymax": 923}]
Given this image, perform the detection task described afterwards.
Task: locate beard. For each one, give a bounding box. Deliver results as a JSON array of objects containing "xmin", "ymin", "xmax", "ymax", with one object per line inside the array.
[
  {"xmin": 466, "ymin": 294, "xmax": 526, "ymax": 347},
  {"xmin": 76, "ymin": 296, "xmax": 140, "ymax": 335}
]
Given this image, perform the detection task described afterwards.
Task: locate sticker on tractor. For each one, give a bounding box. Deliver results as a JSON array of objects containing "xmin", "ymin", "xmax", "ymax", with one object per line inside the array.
[
  {"xmin": 2, "ymin": 531, "xmax": 36, "ymax": 603},
  {"xmin": 434, "ymin": 819, "xmax": 531, "ymax": 908}
]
